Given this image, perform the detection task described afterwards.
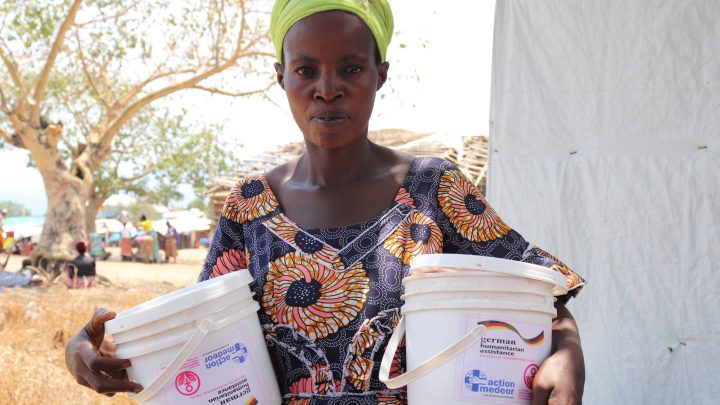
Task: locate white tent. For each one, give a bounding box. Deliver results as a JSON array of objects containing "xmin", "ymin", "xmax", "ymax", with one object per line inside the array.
[{"xmin": 489, "ymin": 1, "xmax": 719, "ymax": 404}]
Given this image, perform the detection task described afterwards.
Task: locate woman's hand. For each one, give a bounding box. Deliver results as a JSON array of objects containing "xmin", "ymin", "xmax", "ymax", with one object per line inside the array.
[
  {"xmin": 65, "ymin": 309, "xmax": 144, "ymax": 396},
  {"xmin": 532, "ymin": 302, "xmax": 585, "ymax": 405}
]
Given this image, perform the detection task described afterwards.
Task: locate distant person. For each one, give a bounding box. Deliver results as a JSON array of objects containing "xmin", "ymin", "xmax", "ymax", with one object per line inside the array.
[
  {"xmin": 88, "ymin": 232, "xmax": 111, "ymax": 260},
  {"xmin": 119, "ymin": 223, "xmax": 133, "ymax": 262},
  {"xmin": 65, "ymin": 242, "xmax": 96, "ymax": 289},
  {"xmin": 0, "ymin": 208, "xmax": 7, "ymax": 248},
  {"xmin": 139, "ymin": 215, "xmax": 153, "ymax": 232},
  {"xmin": 137, "ymin": 215, "xmax": 160, "ymax": 263},
  {"xmin": 19, "ymin": 237, "xmax": 34, "ymax": 256},
  {"xmin": 3, "ymin": 231, "xmax": 16, "ymax": 255},
  {"xmin": 164, "ymin": 222, "xmax": 178, "ymax": 264}
]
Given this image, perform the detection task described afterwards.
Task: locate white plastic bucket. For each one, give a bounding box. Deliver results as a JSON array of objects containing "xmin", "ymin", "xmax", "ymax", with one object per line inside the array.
[
  {"xmin": 380, "ymin": 254, "xmax": 567, "ymax": 405},
  {"xmin": 106, "ymin": 271, "xmax": 281, "ymax": 405}
]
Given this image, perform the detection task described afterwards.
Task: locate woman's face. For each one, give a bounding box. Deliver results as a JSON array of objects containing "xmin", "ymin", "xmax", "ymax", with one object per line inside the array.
[{"xmin": 275, "ymin": 11, "xmax": 389, "ymax": 150}]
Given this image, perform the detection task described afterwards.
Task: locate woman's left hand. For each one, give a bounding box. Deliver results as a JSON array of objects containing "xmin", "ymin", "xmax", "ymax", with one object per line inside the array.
[
  {"xmin": 532, "ymin": 302, "xmax": 585, "ymax": 405},
  {"xmin": 531, "ymin": 346, "xmax": 584, "ymax": 404}
]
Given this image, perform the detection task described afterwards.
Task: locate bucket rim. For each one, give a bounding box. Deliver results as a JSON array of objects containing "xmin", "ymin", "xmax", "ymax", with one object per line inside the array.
[
  {"xmin": 116, "ymin": 301, "xmax": 260, "ymax": 360},
  {"xmin": 409, "ymin": 254, "xmax": 568, "ymax": 295},
  {"xmin": 400, "ymin": 298, "xmax": 557, "ymax": 317},
  {"xmin": 106, "ymin": 271, "xmax": 253, "ymax": 334},
  {"xmin": 111, "ymin": 293, "xmax": 256, "ymax": 345}
]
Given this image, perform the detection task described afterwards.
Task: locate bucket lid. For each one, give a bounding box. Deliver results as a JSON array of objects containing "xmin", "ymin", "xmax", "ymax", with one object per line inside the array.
[
  {"xmin": 106, "ymin": 271, "xmax": 253, "ymax": 334},
  {"xmin": 410, "ymin": 254, "xmax": 568, "ymax": 296}
]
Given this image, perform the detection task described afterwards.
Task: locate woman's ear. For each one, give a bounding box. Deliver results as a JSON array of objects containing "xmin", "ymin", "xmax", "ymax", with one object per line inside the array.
[
  {"xmin": 274, "ymin": 62, "xmax": 286, "ymax": 89},
  {"xmin": 377, "ymin": 62, "xmax": 390, "ymax": 90}
]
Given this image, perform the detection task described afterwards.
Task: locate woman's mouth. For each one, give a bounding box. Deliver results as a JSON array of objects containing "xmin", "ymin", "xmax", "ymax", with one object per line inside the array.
[{"xmin": 312, "ymin": 111, "xmax": 348, "ymax": 124}]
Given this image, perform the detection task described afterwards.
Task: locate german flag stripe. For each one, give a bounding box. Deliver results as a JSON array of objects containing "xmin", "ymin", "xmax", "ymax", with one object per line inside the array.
[{"xmin": 477, "ymin": 320, "xmax": 544, "ymax": 346}]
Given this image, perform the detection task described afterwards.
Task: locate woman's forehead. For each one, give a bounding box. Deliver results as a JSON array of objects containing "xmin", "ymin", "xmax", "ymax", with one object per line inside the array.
[{"xmin": 283, "ymin": 10, "xmax": 376, "ymax": 61}]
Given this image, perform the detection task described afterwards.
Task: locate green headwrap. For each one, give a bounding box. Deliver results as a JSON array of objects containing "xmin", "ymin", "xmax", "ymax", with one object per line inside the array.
[{"xmin": 270, "ymin": 0, "xmax": 394, "ymax": 63}]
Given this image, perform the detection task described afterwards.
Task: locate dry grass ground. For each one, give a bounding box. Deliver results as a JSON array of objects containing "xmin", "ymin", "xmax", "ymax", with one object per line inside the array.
[{"xmin": 0, "ymin": 249, "xmax": 208, "ymax": 404}]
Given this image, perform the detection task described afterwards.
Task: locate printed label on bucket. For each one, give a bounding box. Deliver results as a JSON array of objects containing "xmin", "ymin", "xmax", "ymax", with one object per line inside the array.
[
  {"xmin": 159, "ymin": 330, "xmax": 266, "ymax": 404},
  {"xmin": 454, "ymin": 314, "xmax": 550, "ymax": 404}
]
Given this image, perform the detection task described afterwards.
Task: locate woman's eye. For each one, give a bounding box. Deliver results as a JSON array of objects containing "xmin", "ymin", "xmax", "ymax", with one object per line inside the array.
[
  {"xmin": 295, "ymin": 67, "xmax": 313, "ymax": 76},
  {"xmin": 346, "ymin": 65, "xmax": 363, "ymax": 74}
]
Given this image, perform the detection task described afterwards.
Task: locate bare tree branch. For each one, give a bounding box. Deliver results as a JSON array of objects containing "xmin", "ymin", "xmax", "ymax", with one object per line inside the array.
[
  {"xmin": 32, "ymin": 0, "xmax": 84, "ymax": 123},
  {"xmin": 0, "ymin": 42, "xmax": 23, "ymax": 91},
  {"xmin": 192, "ymin": 81, "xmax": 273, "ymax": 97},
  {"xmin": 121, "ymin": 165, "xmax": 156, "ymax": 183},
  {"xmin": 115, "ymin": 67, "xmax": 201, "ymax": 108},
  {"xmin": 99, "ymin": 62, "xmax": 118, "ymax": 104},
  {"xmin": 73, "ymin": 0, "xmax": 138, "ymax": 28},
  {"xmin": 74, "ymin": 29, "xmax": 111, "ymax": 110},
  {"xmin": 101, "ymin": 51, "xmax": 267, "ymax": 146},
  {"xmin": 0, "ymin": 85, "xmax": 9, "ymax": 112},
  {"xmin": 0, "ymin": 126, "xmax": 11, "ymax": 142},
  {"xmin": 0, "ymin": 118, "xmax": 26, "ymax": 149}
]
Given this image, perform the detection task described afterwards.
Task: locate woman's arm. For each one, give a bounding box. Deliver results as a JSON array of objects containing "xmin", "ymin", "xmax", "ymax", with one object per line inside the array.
[{"xmin": 532, "ymin": 301, "xmax": 585, "ymax": 405}]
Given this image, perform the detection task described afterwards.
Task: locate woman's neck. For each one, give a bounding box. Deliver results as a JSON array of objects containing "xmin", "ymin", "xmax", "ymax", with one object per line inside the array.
[{"xmin": 296, "ymin": 136, "xmax": 381, "ymax": 188}]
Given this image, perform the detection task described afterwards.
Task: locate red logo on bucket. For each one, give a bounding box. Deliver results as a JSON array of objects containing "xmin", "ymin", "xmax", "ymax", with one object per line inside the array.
[
  {"xmin": 523, "ymin": 364, "xmax": 539, "ymax": 389},
  {"xmin": 175, "ymin": 371, "xmax": 201, "ymax": 396}
]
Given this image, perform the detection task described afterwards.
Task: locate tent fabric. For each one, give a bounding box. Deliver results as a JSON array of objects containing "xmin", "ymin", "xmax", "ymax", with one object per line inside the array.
[{"xmin": 488, "ymin": 1, "xmax": 720, "ymax": 404}]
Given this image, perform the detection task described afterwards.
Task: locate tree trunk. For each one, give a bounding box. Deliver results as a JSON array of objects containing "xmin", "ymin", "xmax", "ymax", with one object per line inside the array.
[
  {"xmin": 33, "ymin": 168, "xmax": 89, "ymax": 261},
  {"xmin": 85, "ymin": 194, "xmax": 105, "ymax": 234}
]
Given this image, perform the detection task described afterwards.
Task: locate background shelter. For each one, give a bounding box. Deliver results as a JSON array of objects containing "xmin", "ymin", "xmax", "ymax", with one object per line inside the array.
[{"xmin": 488, "ymin": 1, "xmax": 720, "ymax": 403}]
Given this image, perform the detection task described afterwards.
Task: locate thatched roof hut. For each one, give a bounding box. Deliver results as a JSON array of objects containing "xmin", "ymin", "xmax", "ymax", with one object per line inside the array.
[{"xmin": 208, "ymin": 129, "xmax": 488, "ymax": 221}]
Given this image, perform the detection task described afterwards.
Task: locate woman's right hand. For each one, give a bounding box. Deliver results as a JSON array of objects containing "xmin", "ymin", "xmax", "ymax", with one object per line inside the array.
[{"xmin": 65, "ymin": 309, "xmax": 144, "ymax": 396}]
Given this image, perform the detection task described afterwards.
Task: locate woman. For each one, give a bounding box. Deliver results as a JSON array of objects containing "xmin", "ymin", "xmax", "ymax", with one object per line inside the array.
[
  {"xmin": 137, "ymin": 215, "xmax": 160, "ymax": 263},
  {"xmin": 65, "ymin": 1, "xmax": 585, "ymax": 404},
  {"xmin": 164, "ymin": 221, "xmax": 178, "ymax": 263},
  {"xmin": 64, "ymin": 242, "xmax": 96, "ymax": 289}
]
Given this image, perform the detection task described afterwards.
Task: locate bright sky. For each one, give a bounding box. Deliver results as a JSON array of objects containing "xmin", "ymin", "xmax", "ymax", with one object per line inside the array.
[{"xmin": 0, "ymin": 0, "xmax": 496, "ymax": 215}]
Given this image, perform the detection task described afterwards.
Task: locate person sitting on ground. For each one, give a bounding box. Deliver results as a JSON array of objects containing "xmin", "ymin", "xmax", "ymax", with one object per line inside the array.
[
  {"xmin": 65, "ymin": 242, "xmax": 96, "ymax": 289},
  {"xmin": 0, "ymin": 259, "xmax": 44, "ymax": 287}
]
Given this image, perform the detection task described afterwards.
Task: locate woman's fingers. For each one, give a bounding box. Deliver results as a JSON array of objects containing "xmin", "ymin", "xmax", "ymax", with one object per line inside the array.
[
  {"xmin": 75, "ymin": 359, "xmax": 143, "ymax": 394},
  {"xmin": 80, "ymin": 346, "xmax": 131, "ymax": 372},
  {"xmin": 86, "ymin": 309, "xmax": 116, "ymax": 338},
  {"xmin": 99, "ymin": 339, "xmax": 118, "ymax": 358}
]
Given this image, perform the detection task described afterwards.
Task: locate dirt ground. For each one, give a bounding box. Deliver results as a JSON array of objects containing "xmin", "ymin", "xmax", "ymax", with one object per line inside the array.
[{"xmin": 0, "ymin": 248, "xmax": 211, "ymax": 404}]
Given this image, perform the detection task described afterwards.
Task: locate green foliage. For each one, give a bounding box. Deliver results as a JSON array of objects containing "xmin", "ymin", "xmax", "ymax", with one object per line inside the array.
[
  {"xmin": 0, "ymin": 200, "xmax": 31, "ymax": 217},
  {"xmin": 120, "ymin": 200, "xmax": 160, "ymax": 223},
  {"xmin": 187, "ymin": 197, "xmax": 209, "ymax": 215},
  {"xmin": 92, "ymin": 105, "xmax": 241, "ymax": 206}
]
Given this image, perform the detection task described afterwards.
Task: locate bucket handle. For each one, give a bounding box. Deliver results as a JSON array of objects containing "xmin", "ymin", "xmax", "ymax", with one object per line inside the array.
[
  {"xmin": 379, "ymin": 317, "xmax": 487, "ymax": 389},
  {"xmin": 132, "ymin": 318, "xmax": 214, "ymax": 403}
]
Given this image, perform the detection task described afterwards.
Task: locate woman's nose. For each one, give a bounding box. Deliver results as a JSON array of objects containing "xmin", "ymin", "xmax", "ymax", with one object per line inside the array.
[{"xmin": 314, "ymin": 73, "xmax": 344, "ymax": 101}]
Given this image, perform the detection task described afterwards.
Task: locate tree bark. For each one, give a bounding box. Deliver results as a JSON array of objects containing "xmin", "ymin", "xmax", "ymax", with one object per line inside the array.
[
  {"xmin": 34, "ymin": 166, "xmax": 89, "ymax": 261},
  {"xmin": 85, "ymin": 194, "xmax": 105, "ymax": 234}
]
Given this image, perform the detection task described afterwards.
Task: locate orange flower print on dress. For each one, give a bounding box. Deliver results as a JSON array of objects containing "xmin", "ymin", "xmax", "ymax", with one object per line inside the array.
[
  {"xmin": 530, "ymin": 246, "xmax": 585, "ymax": 291},
  {"xmin": 288, "ymin": 365, "xmax": 340, "ymax": 403},
  {"xmin": 383, "ymin": 211, "xmax": 443, "ymax": 264},
  {"xmin": 222, "ymin": 175, "xmax": 278, "ymax": 224},
  {"xmin": 210, "ymin": 249, "xmax": 247, "ymax": 278},
  {"xmin": 262, "ymin": 252, "xmax": 369, "ymax": 340},
  {"xmin": 394, "ymin": 187, "xmax": 415, "ymax": 208},
  {"xmin": 438, "ymin": 169, "xmax": 511, "ymax": 242},
  {"xmin": 264, "ymin": 213, "xmax": 343, "ymax": 270},
  {"xmin": 346, "ymin": 355, "xmax": 374, "ymax": 391},
  {"xmin": 389, "ymin": 336, "xmax": 405, "ymax": 379},
  {"xmin": 377, "ymin": 392, "xmax": 407, "ymax": 405}
]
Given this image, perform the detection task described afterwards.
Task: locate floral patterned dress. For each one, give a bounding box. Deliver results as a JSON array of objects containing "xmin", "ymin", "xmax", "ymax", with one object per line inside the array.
[{"xmin": 198, "ymin": 157, "xmax": 584, "ymax": 405}]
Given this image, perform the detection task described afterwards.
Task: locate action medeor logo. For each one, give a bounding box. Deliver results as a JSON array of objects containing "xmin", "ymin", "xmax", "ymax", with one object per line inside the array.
[{"xmin": 465, "ymin": 369, "xmax": 488, "ymax": 392}]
